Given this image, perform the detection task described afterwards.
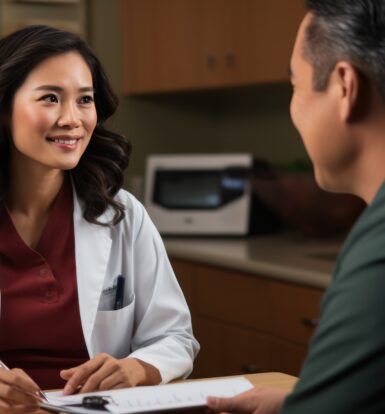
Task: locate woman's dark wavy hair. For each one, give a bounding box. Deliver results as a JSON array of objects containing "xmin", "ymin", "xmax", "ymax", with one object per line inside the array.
[{"xmin": 0, "ymin": 25, "xmax": 131, "ymax": 225}]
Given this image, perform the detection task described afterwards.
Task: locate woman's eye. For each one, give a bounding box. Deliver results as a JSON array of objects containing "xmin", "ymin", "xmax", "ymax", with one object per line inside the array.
[
  {"xmin": 79, "ymin": 95, "xmax": 94, "ymax": 104},
  {"xmin": 40, "ymin": 94, "xmax": 58, "ymax": 103}
]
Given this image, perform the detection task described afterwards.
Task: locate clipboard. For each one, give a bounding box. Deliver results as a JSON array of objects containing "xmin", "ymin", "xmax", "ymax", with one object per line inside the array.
[
  {"xmin": 39, "ymin": 377, "xmax": 253, "ymax": 414},
  {"xmin": 40, "ymin": 402, "xmax": 104, "ymax": 414},
  {"xmin": 40, "ymin": 401, "xmax": 207, "ymax": 414}
]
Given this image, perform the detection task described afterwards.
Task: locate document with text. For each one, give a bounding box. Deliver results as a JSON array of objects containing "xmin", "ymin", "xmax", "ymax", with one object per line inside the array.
[{"xmin": 40, "ymin": 376, "xmax": 253, "ymax": 414}]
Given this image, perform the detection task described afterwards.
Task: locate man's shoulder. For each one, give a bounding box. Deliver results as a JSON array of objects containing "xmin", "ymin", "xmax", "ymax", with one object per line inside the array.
[{"xmin": 334, "ymin": 188, "xmax": 385, "ymax": 278}]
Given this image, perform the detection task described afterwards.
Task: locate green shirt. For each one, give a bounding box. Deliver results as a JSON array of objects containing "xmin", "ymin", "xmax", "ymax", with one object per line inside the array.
[{"xmin": 282, "ymin": 182, "xmax": 385, "ymax": 413}]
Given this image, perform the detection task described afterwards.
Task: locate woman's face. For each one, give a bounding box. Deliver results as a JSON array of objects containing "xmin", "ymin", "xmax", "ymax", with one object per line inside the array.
[{"xmin": 9, "ymin": 51, "xmax": 97, "ymax": 173}]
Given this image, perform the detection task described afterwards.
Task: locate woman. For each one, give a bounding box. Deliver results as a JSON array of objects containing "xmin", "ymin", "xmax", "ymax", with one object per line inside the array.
[{"xmin": 0, "ymin": 25, "xmax": 199, "ymax": 412}]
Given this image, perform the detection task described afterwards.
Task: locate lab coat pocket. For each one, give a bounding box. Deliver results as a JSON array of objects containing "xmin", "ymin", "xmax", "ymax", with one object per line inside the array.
[{"xmin": 91, "ymin": 294, "xmax": 135, "ymax": 358}]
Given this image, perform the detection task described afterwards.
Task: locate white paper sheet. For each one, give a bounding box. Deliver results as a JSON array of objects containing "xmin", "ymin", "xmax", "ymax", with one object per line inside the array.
[{"xmin": 43, "ymin": 376, "xmax": 253, "ymax": 414}]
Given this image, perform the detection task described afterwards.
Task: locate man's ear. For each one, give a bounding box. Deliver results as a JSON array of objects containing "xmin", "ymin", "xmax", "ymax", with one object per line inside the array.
[{"xmin": 333, "ymin": 61, "xmax": 361, "ymax": 122}]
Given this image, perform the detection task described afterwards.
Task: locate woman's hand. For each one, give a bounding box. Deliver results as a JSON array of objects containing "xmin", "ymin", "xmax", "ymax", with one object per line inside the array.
[
  {"xmin": 206, "ymin": 387, "xmax": 288, "ymax": 414},
  {"xmin": 60, "ymin": 353, "xmax": 161, "ymax": 395},
  {"xmin": 0, "ymin": 368, "xmax": 41, "ymax": 413}
]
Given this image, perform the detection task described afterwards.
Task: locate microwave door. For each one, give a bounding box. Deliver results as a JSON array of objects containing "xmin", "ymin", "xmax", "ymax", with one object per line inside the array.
[{"xmin": 152, "ymin": 169, "xmax": 246, "ymax": 210}]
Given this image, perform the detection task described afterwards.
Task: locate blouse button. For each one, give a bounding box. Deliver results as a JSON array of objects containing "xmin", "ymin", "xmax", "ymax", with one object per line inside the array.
[
  {"xmin": 44, "ymin": 289, "xmax": 58, "ymax": 303},
  {"xmin": 39, "ymin": 268, "xmax": 48, "ymax": 276}
]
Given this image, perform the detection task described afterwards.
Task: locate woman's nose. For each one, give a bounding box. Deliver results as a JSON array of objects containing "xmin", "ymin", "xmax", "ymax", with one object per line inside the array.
[{"xmin": 57, "ymin": 104, "xmax": 81, "ymax": 128}]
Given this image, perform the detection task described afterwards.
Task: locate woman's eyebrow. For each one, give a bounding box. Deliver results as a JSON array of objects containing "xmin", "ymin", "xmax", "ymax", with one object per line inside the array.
[{"xmin": 34, "ymin": 85, "xmax": 95, "ymax": 92}]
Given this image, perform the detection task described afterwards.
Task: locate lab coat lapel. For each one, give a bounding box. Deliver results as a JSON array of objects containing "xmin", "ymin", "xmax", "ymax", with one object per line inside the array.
[{"xmin": 72, "ymin": 191, "xmax": 112, "ymax": 354}]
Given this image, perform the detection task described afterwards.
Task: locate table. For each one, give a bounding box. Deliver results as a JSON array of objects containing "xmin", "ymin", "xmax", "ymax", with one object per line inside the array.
[
  {"xmin": 36, "ymin": 372, "xmax": 297, "ymax": 414},
  {"xmin": 246, "ymin": 372, "xmax": 297, "ymax": 391}
]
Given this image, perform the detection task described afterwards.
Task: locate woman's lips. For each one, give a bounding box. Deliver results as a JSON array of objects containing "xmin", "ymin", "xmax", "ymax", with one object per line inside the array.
[
  {"xmin": 47, "ymin": 135, "xmax": 82, "ymax": 149},
  {"xmin": 47, "ymin": 135, "xmax": 82, "ymax": 144}
]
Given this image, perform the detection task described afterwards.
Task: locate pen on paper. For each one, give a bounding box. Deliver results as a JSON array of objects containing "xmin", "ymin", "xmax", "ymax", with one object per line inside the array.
[
  {"xmin": 0, "ymin": 360, "xmax": 48, "ymax": 401},
  {"xmin": 114, "ymin": 275, "xmax": 125, "ymax": 310}
]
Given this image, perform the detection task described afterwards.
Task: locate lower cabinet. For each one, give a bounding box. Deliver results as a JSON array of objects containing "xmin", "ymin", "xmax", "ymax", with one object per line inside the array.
[
  {"xmin": 170, "ymin": 258, "xmax": 324, "ymax": 378},
  {"xmin": 191, "ymin": 317, "xmax": 273, "ymax": 378}
]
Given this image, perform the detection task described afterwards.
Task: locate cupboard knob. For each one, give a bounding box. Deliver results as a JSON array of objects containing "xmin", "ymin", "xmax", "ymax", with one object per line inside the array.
[
  {"xmin": 241, "ymin": 364, "xmax": 260, "ymax": 374},
  {"xmin": 301, "ymin": 318, "xmax": 319, "ymax": 328},
  {"xmin": 206, "ymin": 54, "xmax": 217, "ymax": 69},
  {"xmin": 225, "ymin": 51, "xmax": 236, "ymax": 67}
]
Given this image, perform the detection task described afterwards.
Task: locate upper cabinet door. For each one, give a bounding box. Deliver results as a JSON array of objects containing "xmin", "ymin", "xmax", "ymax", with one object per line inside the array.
[
  {"xmin": 121, "ymin": 0, "xmax": 305, "ymax": 95},
  {"xmin": 221, "ymin": 0, "xmax": 305, "ymax": 86},
  {"xmin": 122, "ymin": 0, "xmax": 206, "ymax": 94}
]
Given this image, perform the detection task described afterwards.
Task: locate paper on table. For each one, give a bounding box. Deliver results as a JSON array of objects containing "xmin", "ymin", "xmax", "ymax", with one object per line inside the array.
[
  {"xmin": 44, "ymin": 392, "xmax": 84, "ymax": 406},
  {"xmin": 44, "ymin": 376, "xmax": 253, "ymax": 414},
  {"xmin": 107, "ymin": 377, "xmax": 252, "ymax": 414}
]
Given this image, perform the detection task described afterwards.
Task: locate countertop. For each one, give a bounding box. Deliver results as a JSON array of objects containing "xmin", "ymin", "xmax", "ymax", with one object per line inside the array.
[{"xmin": 164, "ymin": 232, "xmax": 344, "ymax": 289}]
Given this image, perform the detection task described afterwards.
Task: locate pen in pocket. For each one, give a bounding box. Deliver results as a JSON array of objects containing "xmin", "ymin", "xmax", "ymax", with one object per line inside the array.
[
  {"xmin": 0, "ymin": 359, "xmax": 48, "ymax": 401},
  {"xmin": 113, "ymin": 275, "xmax": 125, "ymax": 310}
]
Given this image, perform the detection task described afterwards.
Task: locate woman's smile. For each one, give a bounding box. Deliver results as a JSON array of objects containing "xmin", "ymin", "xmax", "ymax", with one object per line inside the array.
[{"xmin": 46, "ymin": 135, "xmax": 83, "ymax": 150}]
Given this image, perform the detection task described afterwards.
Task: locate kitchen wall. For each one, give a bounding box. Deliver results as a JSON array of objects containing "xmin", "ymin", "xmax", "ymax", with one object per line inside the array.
[
  {"xmin": 90, "ymin": 0, "xmax": 307, "ymax": 190},
  {"xmin": 0, "ymin": 0, "xmax": 308, "ymax": 193},
  {"xmin": 0, "ymin": 0, "xmax": 87, "ymax": 37}
]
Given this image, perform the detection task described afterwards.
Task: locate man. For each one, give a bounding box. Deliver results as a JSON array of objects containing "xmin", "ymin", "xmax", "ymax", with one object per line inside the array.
[{"xmin": 207, "ymin": 0, "xmax": 385, "ymax": 413}]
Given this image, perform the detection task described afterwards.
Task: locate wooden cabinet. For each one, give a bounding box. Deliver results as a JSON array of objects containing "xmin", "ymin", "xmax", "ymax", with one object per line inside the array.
[
  {"xmin": 171, "ymin": 259, "xmax": 194, "ymax": 307},
  {"xmin": 270, "ymin": 281, "xmax": 321, "ymax": 345},
  {"xmin": 194, "ymin": 264, "xmax": 271, "ymax": 332},
  {"xmin": 192, "ymin": 317, "xmax": 273, "ymax": 378},
  {"xmin": 171, "ymin": 258, "xmax": 323, "ymax": 378},
  {"xmin": 121, "ymin": 0, "xmax": 305, "ymax": 94}
]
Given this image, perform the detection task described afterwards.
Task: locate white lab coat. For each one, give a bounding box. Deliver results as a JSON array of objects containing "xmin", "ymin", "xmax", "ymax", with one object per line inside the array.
[{"xmin": 72, "ymin": 187, "xmax": 199, "ymax": 383}]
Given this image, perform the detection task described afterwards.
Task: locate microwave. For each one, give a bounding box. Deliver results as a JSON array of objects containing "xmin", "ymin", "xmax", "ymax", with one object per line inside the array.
[{"xmin": 144, "ymin": 154, "xmax": 277, "ymax": 236}]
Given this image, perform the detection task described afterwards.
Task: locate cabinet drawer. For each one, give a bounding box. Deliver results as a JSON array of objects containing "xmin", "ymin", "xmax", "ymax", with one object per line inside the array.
[
  {"xmin": 271, "ymin": 280, "xmax": 323, "ymax": 345},
  {"xmin": 191, "ymin": 317, "xmax": 273, "ymax": 378},
  {"xmin": 270, "ymin": 339, "xmax": 308, "ymax": 376},
  {"xmin": 194, "ymin": 265, "xmax": 271, "ymax": 332}
]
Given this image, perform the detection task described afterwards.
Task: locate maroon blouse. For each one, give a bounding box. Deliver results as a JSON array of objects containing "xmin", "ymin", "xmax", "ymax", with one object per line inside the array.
[{"xmin": 0, "ymin": 177, "xmax": 89, "ymax": 389}]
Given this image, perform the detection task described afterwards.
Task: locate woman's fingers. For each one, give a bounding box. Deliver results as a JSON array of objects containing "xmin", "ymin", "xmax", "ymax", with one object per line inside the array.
[
  {"xmin": 63, "ymin": 353, "xmax": 108, "ymax": 395},
  {"xmin": 78, "ymin": 358, "xmax": 119, "ymax": 393},
  {"xmin": 98, "ymin": 373, "xmax": 127, "ymax": 391},
  {"xmin": 0, "ymin": 368, "xmax": 40, "ymax": 407},
  {"xmin": 63, "ymin": 354, "xmax": 159, "ymax": 395},
  {"xmin": 0, "ymin": 369, "xmax": 40, "ymax": 395},
  {"xmin": 0, "ymin": 404, "xmax": 38, "ymax": 414},
  {"xmin": 0, "ymin": 403, "xmax": 40, "ymax": 414},
  {"xmin": 63, "ymin": 354, "xmax": 145, "ymax": 395},
  {"xmin": 0, "ymin": 398, "xmax": 10, "ymax": 410},
  {"xmin": 60, "ymin": 367, "xmax": 77, "ymax": 380},
  {"xmin": 0, "ymin": 383, "xmax": 38, "ymax": 406}
]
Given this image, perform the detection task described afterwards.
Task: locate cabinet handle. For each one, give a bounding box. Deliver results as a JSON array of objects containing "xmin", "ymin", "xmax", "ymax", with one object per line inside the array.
[
  {"xmin": 225, "ymin": 51, "xmax": 236, "ymax": 67},
  {"xmin": 241, "ymin": 364, "xmax": 260, "ymax": 374},
  {"xmin": 301, "ymin": 318, "xmax": 319, "ymax": 328},
  {"xmin": 206, "ymin": 54, "xmax": 217, "ymax": 69}
]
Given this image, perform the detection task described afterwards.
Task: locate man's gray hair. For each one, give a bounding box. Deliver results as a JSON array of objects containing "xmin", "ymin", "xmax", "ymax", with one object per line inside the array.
[{"xmin": 304, "ymin": 0, "xmax": 385, "ymax": 101}]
